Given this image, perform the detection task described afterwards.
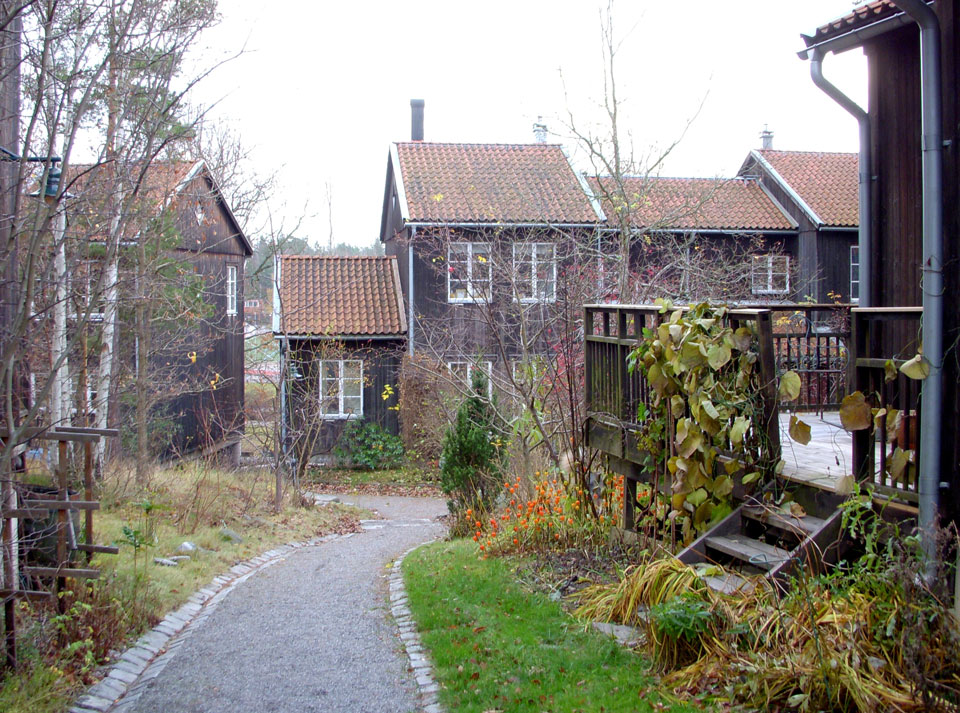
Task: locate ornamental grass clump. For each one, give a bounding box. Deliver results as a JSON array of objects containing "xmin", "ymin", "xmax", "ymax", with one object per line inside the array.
[{"xmin": 573, "ymin": 495, "xmax": 960, "ymax": 711}]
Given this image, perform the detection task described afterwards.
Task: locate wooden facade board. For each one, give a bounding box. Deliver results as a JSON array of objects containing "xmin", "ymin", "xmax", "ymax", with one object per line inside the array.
[{"xmin": 287, "ymin": 338, "xmax": 405, "ymax": 455}]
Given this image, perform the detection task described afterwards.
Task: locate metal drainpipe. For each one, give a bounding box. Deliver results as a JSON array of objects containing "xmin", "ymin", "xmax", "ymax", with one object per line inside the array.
[
  {"xmin": 408, "ymin": 227, "xmax": 416, "ymax": 357},
  {"xmin": 809, "ymin": 48, "xmax": 872, "ymax": 307},
  {"xmin": 893, "ymin": 0, "xmax": 945, "ymax": 569}
]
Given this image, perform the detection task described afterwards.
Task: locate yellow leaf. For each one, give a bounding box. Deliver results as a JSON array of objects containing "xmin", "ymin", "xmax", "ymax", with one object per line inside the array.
[
  {"xmin": 694, "ymin": 500, "xmax": 713, "ymax": 526},
  {"xmin": 899, "ymin": 353, "xmax": 930, "ymax": 380},
  {"xmin": 839, "ymin": 391, "xmax": 872, "ymax": 431},
  {"xmin": 883, "ymin": 359, "xmax": 898, "ymax": 383},
  {"xmin": 788, "ymin": 415, "xmax": 811, "ymax": 445},
  {"xmin": 713, "ymin": 474, "xmax": 734, "ymax": 498},
  {"xmin": 732, "ymin": 327, "xmax": 752, "ymax": 352},
  {"xmin": 778, "ymin": 371, "xmax": 802, "ymax": 401},
  {"xmin": 888, "ymin": 447, "xmax": 911, "ymax": 483},
  {"xmin": 707, "ymin": 343, "xmax": 731, "ymax": 370},
  {"xmin": 686, "ymin": 487, "xmax": 709, "ymax": 508},
  {"xmin": 670, "ymin": 395, "xmax": 685, "ymax": 419}
]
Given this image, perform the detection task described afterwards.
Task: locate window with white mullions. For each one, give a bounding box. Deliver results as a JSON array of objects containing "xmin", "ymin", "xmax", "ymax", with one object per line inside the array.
[
  {"xmin": 751, "ymin": 254, "xmax": 790, "ymax": 295},
  {"xmin": 849, "ymin": 245, "xmax": 860, "ymax": 303},
  {"xmin": 447, "ymin": 242, "xmax": 492, "ymax": 302},
  {"xmin": 448, "ymin": 360, "xmax": 493, "ymax": 398},
  {"xmin": 320, "ymin": 359, "xmax": 363, "ymax": 419},
  {"xmin": 226, "ymin": 265, "xmax": 238, "ymax": 316},
  {"xmin": 513, "ymin": 243, "xmax": 556, "ymax": 302}
]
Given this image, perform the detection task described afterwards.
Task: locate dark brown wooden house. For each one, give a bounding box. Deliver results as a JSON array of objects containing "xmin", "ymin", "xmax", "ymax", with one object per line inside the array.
[
  {"xmin": 737, "ymin": 149, "xmax": 860, "ymax": 303},
  {"xmin": 802, "ymin": 0, "xmax": 960, "ymax": 530},
  {"xmin": 274, "ymin": 255, "xmax": 406, "ymax": 456},
  {"xmin": 160, "ymin": 161, "xmax": 252, "ymax": 458},
  {"xmin": 591, "ymin": 149, "xmax": 859, "ymax": 304},
  {"xmin": 55, "ymin": 160, "xmax": 252, "ymax": 461},
  {"xmin": 378, "ymin": 111, "xmax": 606, "ymax": 382}
]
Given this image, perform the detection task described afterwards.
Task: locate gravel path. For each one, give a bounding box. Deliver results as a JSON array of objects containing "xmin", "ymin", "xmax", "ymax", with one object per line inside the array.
[{"xmin": 121, "ymin": 495, "xmax": 447, "ymax": 713}]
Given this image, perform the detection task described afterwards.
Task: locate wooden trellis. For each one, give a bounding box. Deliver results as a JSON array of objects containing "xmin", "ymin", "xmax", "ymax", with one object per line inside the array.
[{"xmin": 1, "ymin": 426, "xmax": 118, "ymax": 668}]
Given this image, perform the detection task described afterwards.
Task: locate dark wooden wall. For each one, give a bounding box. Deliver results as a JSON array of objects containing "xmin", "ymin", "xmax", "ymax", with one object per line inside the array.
[
  {"xmin": 748, "ymin": 156, "xmax": 858, "ymax": 303},
  {"xmin": 864, "ymin": 2, "xmax": 960, "ymax": 524},
  {"xmin": 163, "ymin": 172, "xmax": 247, "ymax": 455},
  {"xmin": 286, "ymin": 338, "xmax": 404, "ymax": 455}
]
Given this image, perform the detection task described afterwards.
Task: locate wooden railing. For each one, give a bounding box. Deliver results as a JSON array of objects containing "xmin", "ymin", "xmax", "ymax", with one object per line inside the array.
[
  {"xmin": 583, "ymin": 304, "xmax": 780, "ymax": 485},
  {"xmin": 850, "ymin": 307, "xmax": 923, "ymax": 503},
  {"xmin": 756, "ymin": 305, "xmax": 851, "ymax": 413}
]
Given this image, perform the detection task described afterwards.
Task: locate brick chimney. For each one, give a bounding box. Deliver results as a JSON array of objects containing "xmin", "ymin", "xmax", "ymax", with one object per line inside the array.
[{"xmin": 411, "ymin": 99, "xmax": 424, "ymax": 141}]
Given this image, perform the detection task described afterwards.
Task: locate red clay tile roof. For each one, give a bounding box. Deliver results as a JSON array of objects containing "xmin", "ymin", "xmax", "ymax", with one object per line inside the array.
[
  {"xmin": 590, "ymin": 176, "xmax": 794, "ymax": 231},
  {"xmin": 395, "ymin": 142, "xmax": 601, "ymax": 224},
  {"xmin": 755, "ymin": 150, "xmax": 858, "ymax": 227},
  {"xmin": 802, "ymin": 1, "xmax": 905, "ymax": 47},
  {"xmin": 64, "ymin": 160, "xmax": 253, "ymax": 254},
  {"xmin": 277, "ymin": 255, "xmax": 406, "ymax": 337}
]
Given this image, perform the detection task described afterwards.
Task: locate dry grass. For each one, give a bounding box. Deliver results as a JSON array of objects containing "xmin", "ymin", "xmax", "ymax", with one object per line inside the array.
[{"xmin": 574, "ymin": 552, "xmax": 960, "ymax": 711}]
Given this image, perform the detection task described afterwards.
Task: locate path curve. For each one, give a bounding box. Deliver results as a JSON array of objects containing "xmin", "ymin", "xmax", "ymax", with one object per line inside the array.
[{"xmin": 106, "ymin": 495, "xmax": 447, "ymax": 713}]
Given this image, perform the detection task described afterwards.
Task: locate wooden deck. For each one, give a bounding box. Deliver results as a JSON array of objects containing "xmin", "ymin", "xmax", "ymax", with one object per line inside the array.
[{"xmin": 777, "ymin": 411, "xmax": 855, "ymax": 494}]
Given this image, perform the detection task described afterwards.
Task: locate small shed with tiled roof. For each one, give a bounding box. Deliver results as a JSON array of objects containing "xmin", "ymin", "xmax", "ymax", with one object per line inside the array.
[{"xmin": 274, "ymin": 255, "xmax": 407, "ymax": 454}]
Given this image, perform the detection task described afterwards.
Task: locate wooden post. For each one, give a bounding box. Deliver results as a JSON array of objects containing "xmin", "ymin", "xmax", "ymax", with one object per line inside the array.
[
  {"xmin": 83, "ymin": 441, "xmax": 93, "ymax": 563},
  {"xmin": 754, "ymin": 311, "xmax": 782, "ymax": 469},
  {"xmin": 623, "ymin": 477, "xmax": 637, "ymax": 531},
  {"xmin": 3, "ymin": 453, "xmax": 15, "ymax": 668},
  {"xmin": 56, "ymin": 441, "xmax": 67, "ymax": 615}
]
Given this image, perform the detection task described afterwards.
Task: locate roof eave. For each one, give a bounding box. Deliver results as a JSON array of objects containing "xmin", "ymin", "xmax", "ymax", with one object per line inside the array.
[{"xmin": 749, "ymin": 150, "xmax": 824, "ymax": 227}]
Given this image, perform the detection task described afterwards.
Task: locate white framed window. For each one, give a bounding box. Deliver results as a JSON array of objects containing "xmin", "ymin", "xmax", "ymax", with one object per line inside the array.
[
  {"xmin": 751, "ymin": 254, "xmax": 790, "ymax": 295},
  {"xmin": 226, "ymin": 265, "xmax": 237, "ymax": 316},
  {"xmin": 849, "ymin": 245, "xmax": 860, "ymax": 303},
  {"xmin": 320, "ymin": 359, "xmax": 363, "ymax": 419},
  {"xmin": 448, "ymin": 360, "xmax": 493, "ymax": 398},
  {"xmin": 447, "ymin": 242, "xmax": 492, "ymax": 303},
  {"xmin": 195, "ymin": 200, "xmax": 205, "ymax": 226},
  {"xmin": 513, "ymin": 242, "xmax": 556, "ymax": 302}
]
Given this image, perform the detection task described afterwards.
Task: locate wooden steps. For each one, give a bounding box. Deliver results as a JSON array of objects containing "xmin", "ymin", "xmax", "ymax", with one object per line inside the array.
[
  {"xmin": 778, "ymin": 467, "xmax": 854, "ymax": 495},
  {"xmin": 742, "ymin": 505, "xmax": 825, "ymax": 536},
  {"xmin": 676, "ymin": 473, "xmax": 851, "ymax": 594},
  {"xmin": 704, "ymin": 535, "xmax": 791, "ymax": 571}
]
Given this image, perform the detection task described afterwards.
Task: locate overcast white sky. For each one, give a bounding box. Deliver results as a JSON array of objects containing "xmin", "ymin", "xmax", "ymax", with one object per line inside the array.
[{"xmin": 188, "ymin": 0, "xmax": 868, "ymax": 249}]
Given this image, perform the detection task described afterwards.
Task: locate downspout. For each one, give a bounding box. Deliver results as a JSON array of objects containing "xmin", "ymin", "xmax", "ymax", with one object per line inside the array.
[
  {"xmin": 408, "ymin": 227, "xmax": 416, "ymax": 357},
  {"xmin": 893, "ymin": 0, "xmax": 945, "ymax": 568},
  {"xmin": 809, "ymin": 48, "xmax": 872, "ymax": 307}
]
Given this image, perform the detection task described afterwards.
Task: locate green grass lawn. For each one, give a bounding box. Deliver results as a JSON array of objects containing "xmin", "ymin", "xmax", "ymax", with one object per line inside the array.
[{"xmin": 403, "ymin": 540, "xmax": 708, "ymax": 713}]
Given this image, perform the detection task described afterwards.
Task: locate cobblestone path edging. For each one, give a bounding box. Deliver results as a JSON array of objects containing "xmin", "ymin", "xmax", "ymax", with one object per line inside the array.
[
  {"xmin": 389, "ymin": 541, "xmax": 445, "ymax": 713},
  {"xmin": 69, "ymin": 532, "xmax": 352, "ymax": 713}
]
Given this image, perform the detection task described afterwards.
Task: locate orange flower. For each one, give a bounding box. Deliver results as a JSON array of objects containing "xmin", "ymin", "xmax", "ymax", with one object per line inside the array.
[{"xmin": 512, "ymin": 538, "xmax": 518, "ymax": 545}]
